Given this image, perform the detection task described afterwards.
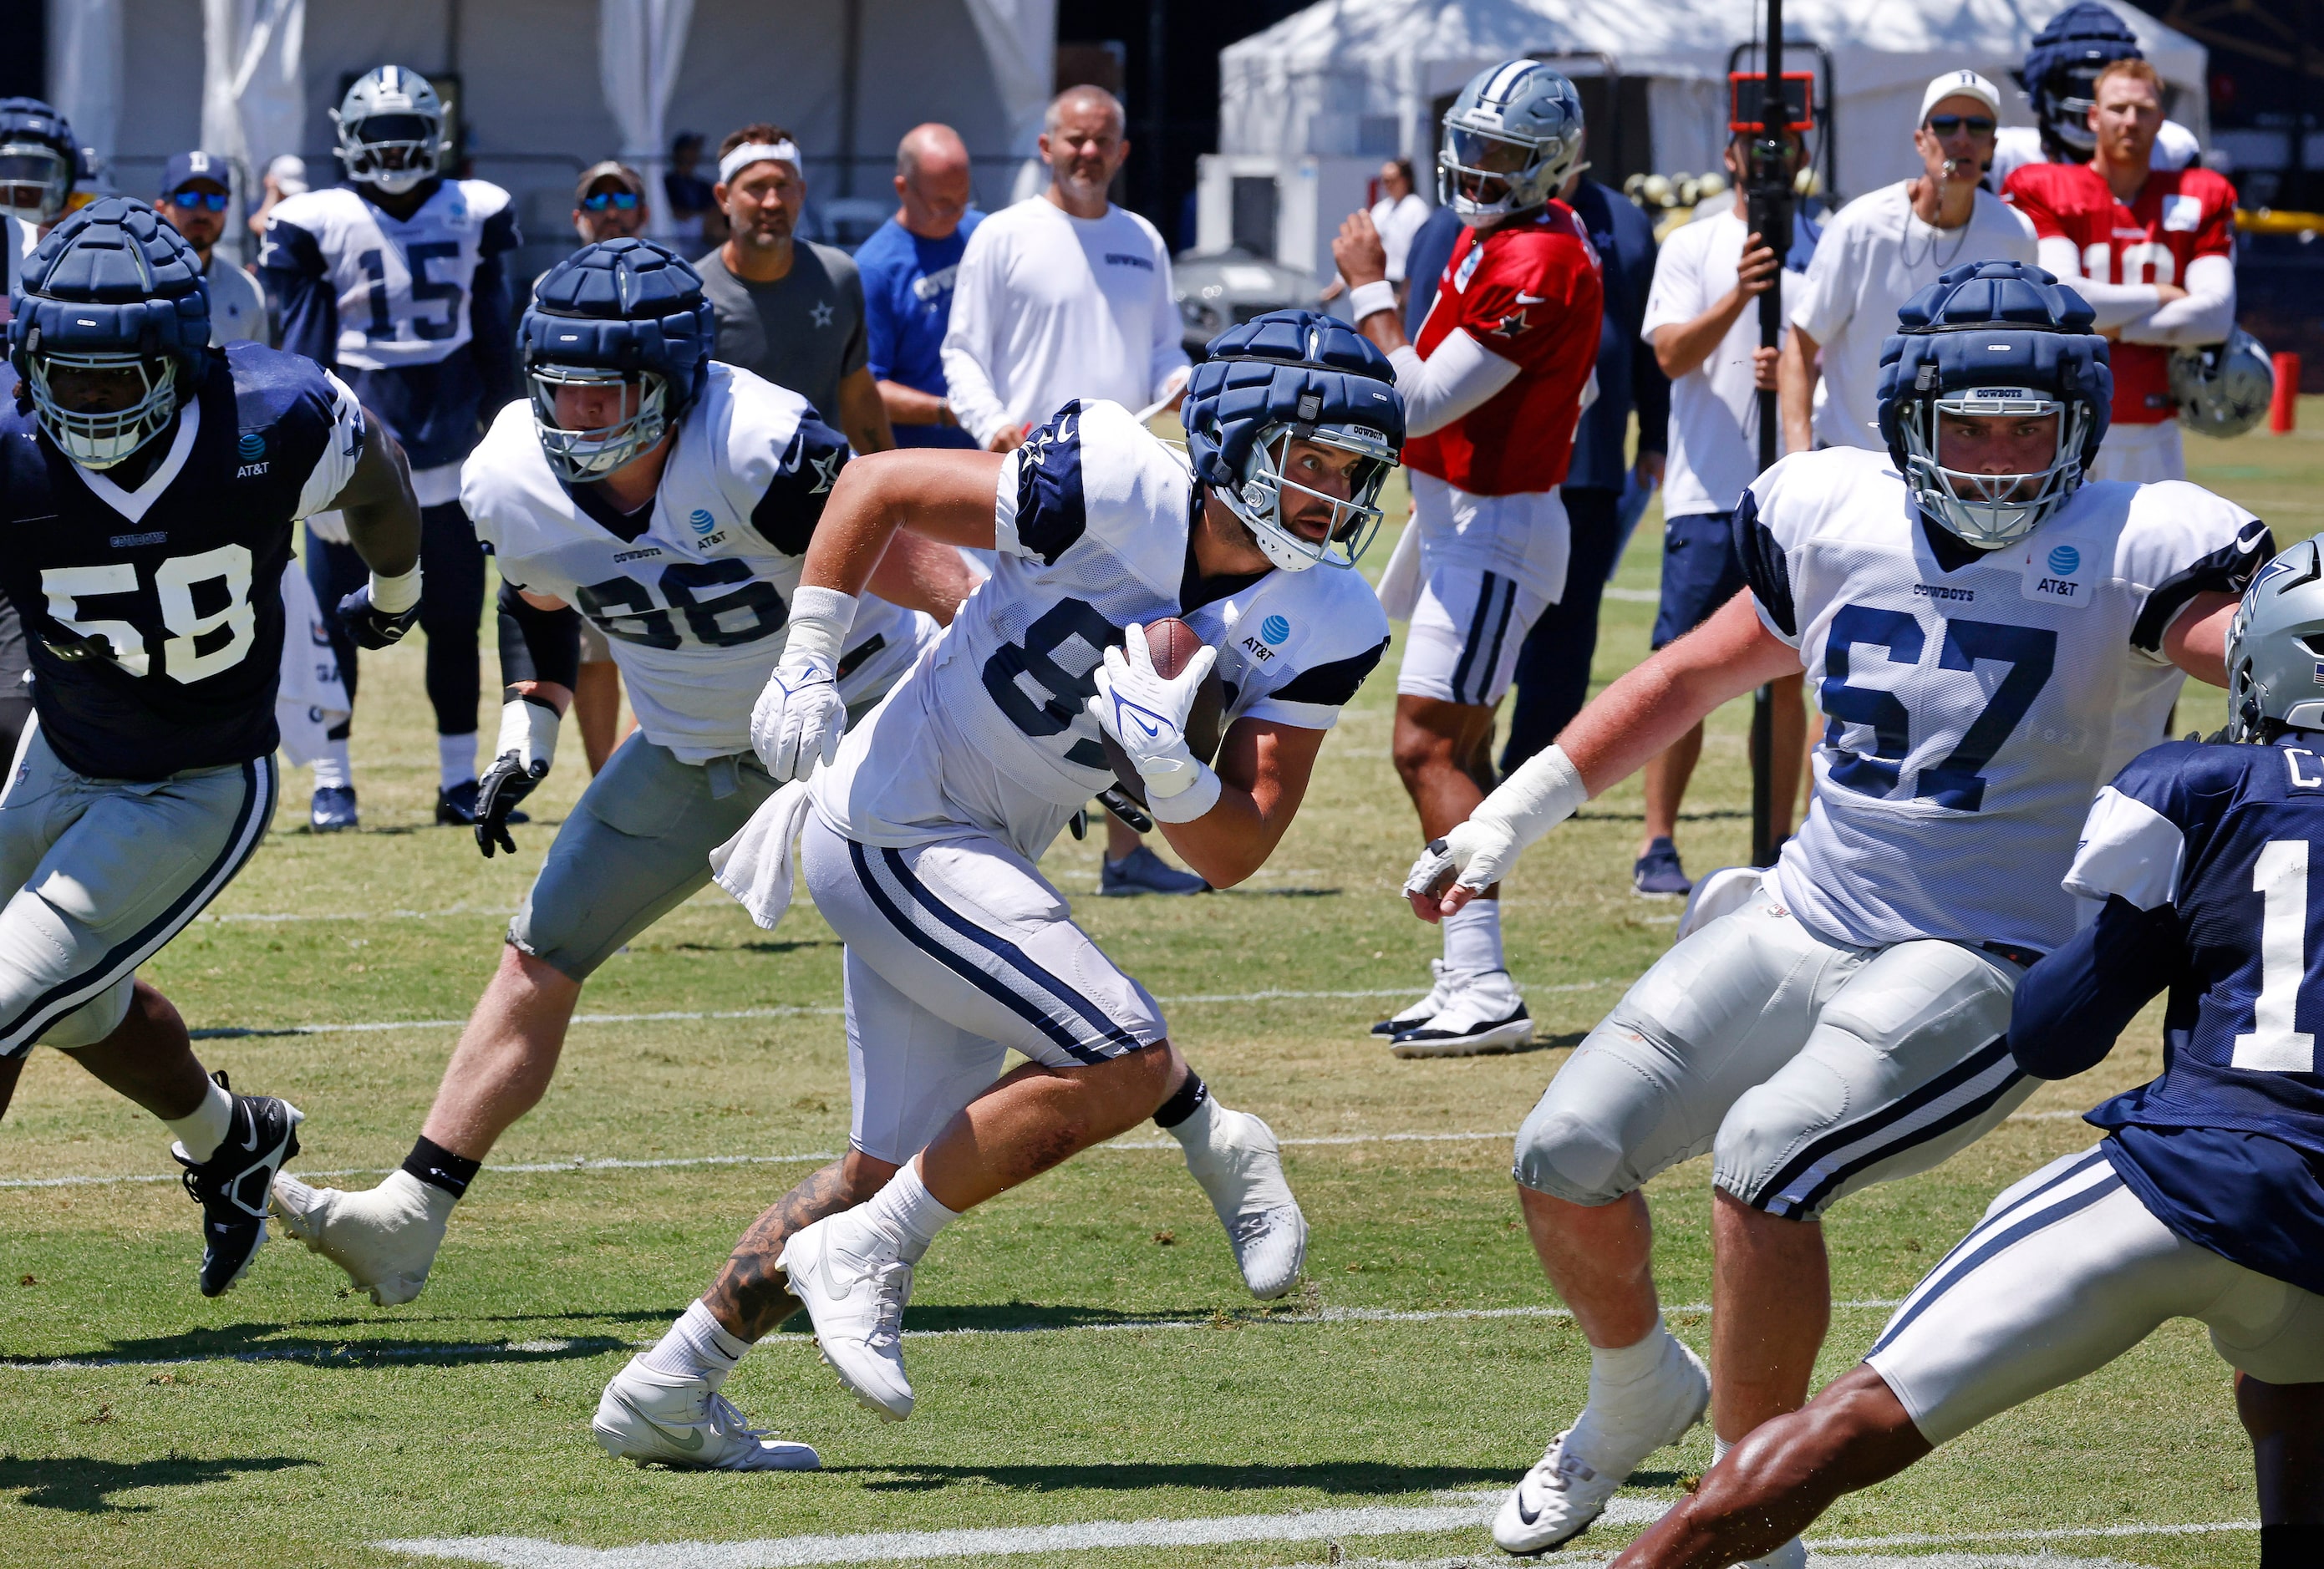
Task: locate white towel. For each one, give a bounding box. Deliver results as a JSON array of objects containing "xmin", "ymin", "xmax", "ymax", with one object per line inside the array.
[
  {"xmin": 1674, "ymin": 865, "xmax": 1769, "ymax": 943},
  {"xmin": 709, "ymin": 779, "xmax": 816, "ymax": 930},
  {"xmin": 1375, "ymin": 515, "xmax": 1421, "ymax": 621}
]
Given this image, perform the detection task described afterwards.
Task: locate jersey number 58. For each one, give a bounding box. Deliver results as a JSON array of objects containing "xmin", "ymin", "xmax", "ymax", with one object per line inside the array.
[{"xmin": 41, "ymin": 546, "xmax": 258, "ymax": 683}]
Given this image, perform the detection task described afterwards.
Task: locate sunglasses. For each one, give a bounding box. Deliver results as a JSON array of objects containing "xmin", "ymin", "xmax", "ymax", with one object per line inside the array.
[
  {"xmin": 582, "ymin": 190, "xmax": 640, "ymax": 211},
  {"xmin": 168, "ymin": 187, "xmax": 231, "ymax": 211},
  {"xmin": 1925, "ymin": 114, "xmax": 1997, "ymax": 138}
]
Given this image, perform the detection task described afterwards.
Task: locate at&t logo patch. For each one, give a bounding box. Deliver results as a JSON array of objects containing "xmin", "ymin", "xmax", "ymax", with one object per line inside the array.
[
  {"xmin": 1260, "ymin": 615, "xmax": 1290, "ymax": 646},
  {"xmin": 689, "ymin": 508, "xmax": 717, "ymax": 535},
  {"xmin": 2047, "ymin": 545, "xmax": 2080, "ymax": 576}
]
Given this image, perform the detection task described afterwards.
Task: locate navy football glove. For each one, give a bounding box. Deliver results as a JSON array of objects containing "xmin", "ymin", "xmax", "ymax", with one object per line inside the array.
[{"xmin": 338, "ymin": 582, "xmax": 421, "ymax": 649}]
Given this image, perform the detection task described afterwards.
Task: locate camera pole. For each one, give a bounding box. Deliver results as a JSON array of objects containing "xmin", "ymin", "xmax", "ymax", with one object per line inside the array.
[{"xmin": 1746, "ymin": 0, "xmax": 1794, "ymax": 869}]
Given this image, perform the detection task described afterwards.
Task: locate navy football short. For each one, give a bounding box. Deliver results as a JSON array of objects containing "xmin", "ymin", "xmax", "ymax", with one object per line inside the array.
[{"xmin": 1650, "ymin": 510, "xmax": 1746, "ymax": 650}]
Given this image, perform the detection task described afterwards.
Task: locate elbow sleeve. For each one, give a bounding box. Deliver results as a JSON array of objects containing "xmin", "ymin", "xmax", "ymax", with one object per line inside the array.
[{"xmin": 497, "ymin": 582, "xmax": 582, "ymax": 692}]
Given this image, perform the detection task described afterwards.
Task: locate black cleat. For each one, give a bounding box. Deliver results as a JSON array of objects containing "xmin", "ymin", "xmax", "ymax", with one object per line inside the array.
[
  {"xmin": 173, "ymin": 1071, "xmax": 304, "ymax": 1297},
  {"xmin": 435, "ymin": 779, "xmax": 526, "ymax": 828}
]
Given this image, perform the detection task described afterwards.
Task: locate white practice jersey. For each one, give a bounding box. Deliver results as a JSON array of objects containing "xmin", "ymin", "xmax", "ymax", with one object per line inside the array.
[
  {"xmin": 261, "ymin": 180, "xmax": 513, "ymax": 371},
  {"xmin": 461, "ymin": 362, "xmax": 918, "ymax": 764},
  {"xmin": 815, "ymin": 399, "xmax": 1393, "ymax": 859},
  {"xmin": 1742, "ymin": 448, "xmax": 2271, "ymax": 953}
]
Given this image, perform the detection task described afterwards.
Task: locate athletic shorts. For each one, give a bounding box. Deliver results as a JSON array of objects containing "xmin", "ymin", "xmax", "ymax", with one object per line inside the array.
[
  {"xmin": 1650, "ymin": 511, "xmax": 1746, "ymax": 650},
  {"xmin": 1398, "ymin": 564, "xmax": 1554, "ymax": 707},
  {"xmin": 798, "ymin": 813, "xmax": 1167, "ymax": 1165},
  {"xmin": 2088, "ymin": 419, "xmax": 2184, "ymax": 485},
  {"xmin": 1513, "ymin": 890, "xmax": 2036, "ymax": 1218},
  {"xmin": 509, "ymin": 734, "xmax": 774, "ymax": 981},
  {"xmin": 1867, "ymin": 1144, "xmax": 2324, "ymax": 1445},
  {"xmin": 0, "ymin": 723, "xmax": 277, "ymax": 1056}
]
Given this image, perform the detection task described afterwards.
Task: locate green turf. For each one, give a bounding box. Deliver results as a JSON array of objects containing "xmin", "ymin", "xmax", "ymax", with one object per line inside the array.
[{"xmin": 3, "ymin": 409, "xmax": 2321, "ymax": 1567}]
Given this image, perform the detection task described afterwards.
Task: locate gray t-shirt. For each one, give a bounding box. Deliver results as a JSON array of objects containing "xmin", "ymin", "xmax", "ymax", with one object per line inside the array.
[{"xmin": 695, "ymin": 241, "xmax": 867, "ymax": 428}]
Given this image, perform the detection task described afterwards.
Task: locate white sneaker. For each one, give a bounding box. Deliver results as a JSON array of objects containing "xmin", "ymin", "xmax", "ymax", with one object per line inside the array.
[
  {"xmin": 592, "ymin": 1355, "xmax": 821, "ymax": 1470},
  {"xmin": 1492, "ymin": 1337, "xmax": 1710, "ymax": 1555},
  {"xmin": 1391, "ymin": 968, "xmax": 1533, "ymax": 1058},
  {"xmin": 1741, "ymin": 1539, "xmax": 1807, "ymax": 1569},
  {"xmin": 1182, "ymin": 1106, "xmax": 1308, "ymax": 1299},
  {"xmin": 269, "ymin": 1170, "xmax": 452, "ymax": 1307},
  {"xmin": 1369, "ymin": 960, "xmax": 1451, "ymax": 1038},
  {"xmin": 778, "ymin": 1210, "xmax": 915, "ymax": 1421}
]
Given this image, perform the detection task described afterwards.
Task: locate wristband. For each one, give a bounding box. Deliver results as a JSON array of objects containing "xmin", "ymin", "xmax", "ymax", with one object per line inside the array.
[
  {"xmin": 370, "ymin": 563, "xmax": 423, "ymax": 616},
  {"xmin": 1478, "ymin": 742, "xmax": 1588, "ymax": 849},
  {"xmin": 496, "ymin": 693, "xmax": 561, "ymax": 773},
  {"xmin": 1349, "ymin": 280, "xmax": 1398, "ymax": 322},
  {"xmin": 1145, "ymin": 763, "xmax": 1223, "ymax": 825},
  {"xmin": 783, "ymin": 586, "xmax": 858, "ymax": 670}
]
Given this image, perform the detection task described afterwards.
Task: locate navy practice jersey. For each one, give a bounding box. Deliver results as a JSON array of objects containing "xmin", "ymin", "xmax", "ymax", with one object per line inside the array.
[
  {"xmin": 258, "ymin": 180, "xmax": 519, "ymax": 471},
  {"xmin": 2044, "ymin": 734, "xmax": 2324, "ymax": 1292},
  {"xmin": 0, "ymin": 343, "xmax": 364, "ymax": 779}
]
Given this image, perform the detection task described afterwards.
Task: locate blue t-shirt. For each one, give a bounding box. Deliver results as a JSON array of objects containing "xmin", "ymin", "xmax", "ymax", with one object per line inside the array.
[{"xmin": 857, "ymin": 211, "xmax": 983, "ymax": 450}]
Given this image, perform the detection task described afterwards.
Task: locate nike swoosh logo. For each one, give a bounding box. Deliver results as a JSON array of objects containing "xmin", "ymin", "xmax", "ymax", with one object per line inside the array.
[
  {"xmin": 1514, "ymin": 292, "xmax": 1547, "ymax": 304},
  {"xmin": 1518, "ymin": 1498, "xmax": 1541, "ymax": 1525},
  {"xmin": 629, "ymin": 1404, "xmax": 706, "ymax": 1453}
]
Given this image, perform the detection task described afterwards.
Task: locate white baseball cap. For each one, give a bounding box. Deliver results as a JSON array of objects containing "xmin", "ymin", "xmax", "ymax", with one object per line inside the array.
[
  {"xmin": 266, "ymin": 154, "xmax": 308, "ymax": 195},
  {"xmin": 1920, "ymin": 70, "xmax": 2001, "ymax": 124}
]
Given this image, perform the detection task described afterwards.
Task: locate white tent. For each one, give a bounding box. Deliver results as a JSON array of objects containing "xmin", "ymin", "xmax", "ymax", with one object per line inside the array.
[
  {"xmin": 52, "ymin": 0, "xmax": 1053, "ymax": 268},
  {"xmin": 1219, "ymin": 0, "xmax": 2208, "ymax": 208}
]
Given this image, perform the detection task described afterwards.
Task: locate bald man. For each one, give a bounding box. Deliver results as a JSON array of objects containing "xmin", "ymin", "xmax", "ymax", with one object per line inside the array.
[{"xmin": 857, "ymin": 124, "xmax": 984, "ymax": 449}]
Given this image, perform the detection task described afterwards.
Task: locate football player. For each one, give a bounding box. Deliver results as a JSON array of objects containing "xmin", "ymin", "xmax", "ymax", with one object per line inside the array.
[
  {"xmin": 267, "ymin": 239, "xmax": 971, "ymax": 1314},
  {"xmin": 2002, "ymin": 58, "xmax": 2236, "ymax": 485},
  {"xmin": 1609, "ymin": 541, "xmax": 2324, "ymax": 1569},
  {"xmin": 260, "ymin": 65, "xmax": 521, "ymax": 830},
  {"xmin": 591, "ymin": 312, "xmax": 1400, "ymax": 1465},
  {"xmin": 1402, "ymin": 260, "xmax": 2273, "ymax": 1561},
  {"xmin": 1990, "ymin": 1, "xmax": 2202, "ymax": 189},
  {"xmin": 1331, "ymin": 59, "xmax": 1603, "ymax": 1058},
  {"xmin": 0, "ymin": 199, "xmax": 423, "ymax": 1295}
]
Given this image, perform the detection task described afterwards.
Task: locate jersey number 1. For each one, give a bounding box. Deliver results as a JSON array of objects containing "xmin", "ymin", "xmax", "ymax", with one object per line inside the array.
[{"xmin": 2237, "ymin": 839, "xmax": 2317, "ymax": 1073}]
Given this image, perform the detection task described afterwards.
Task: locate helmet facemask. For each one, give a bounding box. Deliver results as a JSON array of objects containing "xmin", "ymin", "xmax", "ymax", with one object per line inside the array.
[
  {"xmin": 1897, "ymin": 387, "xmax": 2092, "ymax": 549},
  {"xmin": 1437, "ymin": 119, "xmax": 1574, "ymax": 226},
  {"xmin": 0, "ymin": 139, "xmax": 72, "ymax": 225},
  {"xmin": 530, "ymin": 363, "xmax": 671, "ymax": 483},
  {"xmin": 28, "ymin": 348, "xmax": 181, "ymax": 470},
  {"xmin": 335, "ymin": 111, "xmax": 442, "ymax": 195},
  {"xmin": 2042, "ymin": 63, "xmax": 2107, "ymax": 154},
  {"xmin": 1220, "ymin": 418, "xmax": 1397, "ymax": 572}
]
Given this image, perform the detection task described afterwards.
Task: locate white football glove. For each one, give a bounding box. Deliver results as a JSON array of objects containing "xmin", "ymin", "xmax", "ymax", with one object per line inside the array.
[
  {"xmin": 1086, "ymin": 625, "xmax": 1222, "ymax": 824},
  {"xmin": 750, "ymin": 586, "xmax": 857, "ymax": 783},
  {"xmin": 1402, "ymin": 744, "xmax": 1589, "ymax": 910},
  {"xmin": 1403, "ymin": 817, "xmax": 1525, "ymax": 906}
]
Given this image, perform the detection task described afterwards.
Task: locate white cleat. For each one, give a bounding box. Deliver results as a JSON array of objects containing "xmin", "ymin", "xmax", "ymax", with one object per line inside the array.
[
  {"xmin": 1369, "ymin": 960, "xmax": 1452, "ymax": 1038},
  {"xmin": 269, "ymin": 1170, "xmax": 451, "ymax": 1307},
  {"xmin": 1181, "ymin": 1106, "xmax": 1308, "ymax": 1299},
  {"xmin": 1739, "ymin": 1539, "xmax": 1807, "ymax": 1569},
  {"xmin": 1391, "ymin": 967, "xmax": 1533, "ymax": 1058},
  {"xmin": 592, "ymin": 1355, "xmax": 821, "ymax": 1471},
  {"xmin": 778, "ymin": 1210, "xmax": 915, "ymax": 1421},
  {"xmin": 1493, "ymin": 1338, "xmax": 1710, "ymax": 1556}
]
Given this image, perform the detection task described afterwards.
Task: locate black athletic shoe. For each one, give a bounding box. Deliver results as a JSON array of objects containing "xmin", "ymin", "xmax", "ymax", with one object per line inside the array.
[
  {"xmin": 172, "ymin": 1071, "xmax": 304, "ymax": 1297},
  {"xmin": 435, "ymin": 780, "xmax": 527, "ymax": 828}
]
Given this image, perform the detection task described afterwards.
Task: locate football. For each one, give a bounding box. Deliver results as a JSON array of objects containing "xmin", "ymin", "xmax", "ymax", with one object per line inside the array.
[{"xmin": 1100, "ymin": 617, "xmax": 1225, "ymax": 805}]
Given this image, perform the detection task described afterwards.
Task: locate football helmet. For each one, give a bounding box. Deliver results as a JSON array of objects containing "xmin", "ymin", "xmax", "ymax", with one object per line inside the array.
[
  {"xmin": 8, "ymin": 197, "xmax": 210, "ymax": 469},
  {"xmin": 1437, "ymin": 61, "xmax": 1585, "ymax": 226},
  {"xmin": 0, "ymin": 97, "xmax": 79, "ymax": 226},
  {"xmin": 2172, "ymin": 328, "xmax": 2274, "ymax": 440},
  {"xmin": 2225, "ymin": 536, "xmax": 2324, "ymax": 742},
  {"xmin": 520, "ymin": 238, "xmax": 714, "ymax": 482},
  {"xmin": 2020, "ymin": 2, "xmax": 2143, "ymax": 158},
  {"xmin": 333, "ymin": 66, "xmax": 448, "ymax": 195},
  {"xmin": 1182, "ymin": 309, "xmax": 1405, "ymax": 573},
  {"xmin": 1876, "ymin": 260, "xmax": 2110, "ymax": 550}
]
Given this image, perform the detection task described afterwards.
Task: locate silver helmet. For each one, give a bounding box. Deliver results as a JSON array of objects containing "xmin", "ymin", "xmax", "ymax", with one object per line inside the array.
[
  {"xmin": 2172, "ymin": 328, "xmax": 2275, "ymax": 441},
  {"xmin": 332, "ymin": 66, "xmax": 447, "ymax": 195},
  {"xmin": 2225, "ymin": 536, "xmax": 2324, "ymax": 743},
  {"xmin": 1437, "ymin": 61, "xmax": 1585, "ymax": 226}
]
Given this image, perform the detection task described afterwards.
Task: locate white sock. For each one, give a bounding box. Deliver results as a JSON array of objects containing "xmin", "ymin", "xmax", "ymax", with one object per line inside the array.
[
  {"xmin": 313, "ymin": 739, "xmax": 353, "ymax": 791},
  {"xmin": 862, "ymin": 1160, "xmax": 960, "ymax": 1263},
  {"xmin": 1713, "ymin": 1435, "xmax": 1732, "ymax": 1464},
  {"xmin": 438, "ymin": 732, "xmax": 477, "ymax": 791},
  {"xmin": 1588, "ymin": 1316, "xmax": 1680, "ymax": 1411},
  {"xmin": 1442, "ymin": 897, "xmax": 1505, "ymax": 973},
  {"xmin": 165, "ymin": 1077, "xmax": 235, "ymax": 1164},
  {"xmin": 638, "ymin": 1299, "xmax": 753, "ymax": 1389}
]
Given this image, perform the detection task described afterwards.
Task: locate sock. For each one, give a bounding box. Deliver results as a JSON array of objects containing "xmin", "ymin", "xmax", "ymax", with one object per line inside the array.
[
  {"xmin": 638, "ymin": 1299, "xmax": 754, "ymax": 1389},
  {"xmin": 312, "ymin": 738, "xmax": 353, "ymax": 791},
  {"xmin": 1152, "ymin": 1073, "xmax": 1210, "ymax": 1130},
  {"xmin": 862, "ymin": 1160, "xmax": 960, "ymax": 1263},
  {"xmin": 438, "ymin": 732, "xmax": 477, "ymax": 791},
  {"xmin": 164, "ymin": 1075, "xmax": 236, "ymax": 1164},
  {"xmin": 1713, "ymin": 1434, "xmax": 1732, "ymax": 1465},
  {"xmin": 1588, "ymin": 1316, "xmax": 1680, "ymax": 1414},
  {"xmin": 1442, "ymin": 897, "xmax": 1505, "ymax": 973},
  {"xmin": 401, "ymin": 1135, "xmax": 481, "ymax": 1201},
  {"xmin": 2262, "ymin": 1524, "xmax": 2324, "ymax": 1568}
]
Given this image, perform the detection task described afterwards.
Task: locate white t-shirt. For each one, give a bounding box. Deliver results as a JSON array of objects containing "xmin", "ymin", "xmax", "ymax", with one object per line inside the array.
[
  {"xmin": 1988, "ymin": 120, "xmax": 2201, "ymax": 190},
  {"xmin": 1788, "ymin": 181, "xmax": 2037, "ymax": 451},
  {"xmin": 1640, "ymin": 206, "xmax": 1804, "ymax": 519},
  {"xmin": 202, "ymin": 256, "xmax": 270, "ymax": 347},
  {"xmin": 940, "ymin": 196, "xmax": 1192, "ymax": 446},
  {"xmin": 1371, "ymin": 192, "xmax": 1431, "ymax": 282}
]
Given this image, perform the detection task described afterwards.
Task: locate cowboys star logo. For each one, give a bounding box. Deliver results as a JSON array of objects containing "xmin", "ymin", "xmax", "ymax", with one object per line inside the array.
[
  {"xmin": 1486, "ymin": 308, "xmax": 1533, "ymax": 339},
  {"xmin": 808, "ymin": 447, "xmax": 844, "ymax": 495}
]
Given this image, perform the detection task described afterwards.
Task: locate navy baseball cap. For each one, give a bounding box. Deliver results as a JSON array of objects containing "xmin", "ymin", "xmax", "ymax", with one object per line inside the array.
[{"xmin": 160, "ymin": 150, "xmax": 230, "ymax": 194}]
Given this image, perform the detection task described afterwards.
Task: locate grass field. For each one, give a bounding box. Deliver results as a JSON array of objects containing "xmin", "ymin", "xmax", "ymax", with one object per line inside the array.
[{"xmin": 3, "ymin": 409, "xmax": 2322, "ymax": 1568}]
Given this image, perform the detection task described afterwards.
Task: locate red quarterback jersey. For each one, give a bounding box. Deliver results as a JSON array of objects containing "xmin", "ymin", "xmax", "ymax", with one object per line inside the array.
[
  {"xmin": 1404, "ymin": 201, "xmax": 1604, "ymax": 495},
  {"xmin": 2001, "ymin": 162, "xmax": 2236, "ymax": 426}
]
